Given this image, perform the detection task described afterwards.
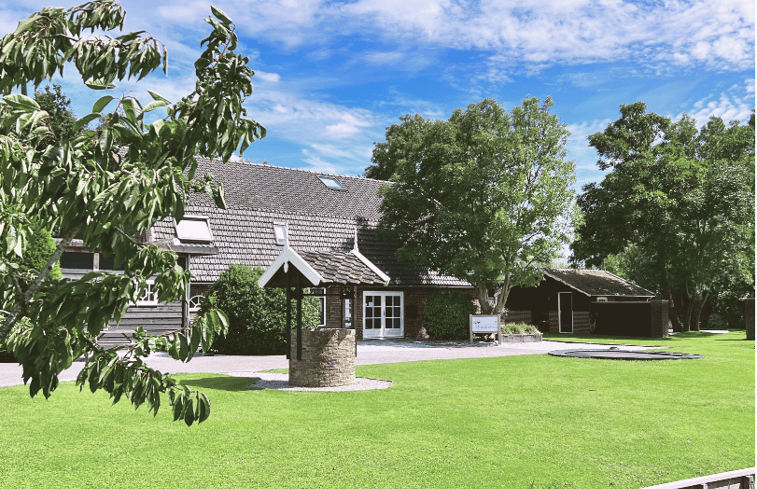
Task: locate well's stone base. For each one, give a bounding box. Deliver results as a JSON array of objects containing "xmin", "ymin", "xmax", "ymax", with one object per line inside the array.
[{"xmin": 289, "ymin": 328, "xmax": 356, "ymax": 387}]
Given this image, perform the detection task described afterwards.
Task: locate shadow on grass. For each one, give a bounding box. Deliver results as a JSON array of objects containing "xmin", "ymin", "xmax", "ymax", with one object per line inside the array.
[{"xmin": 180, "ymin": 376, "xmax": 262, "ymax": 392}]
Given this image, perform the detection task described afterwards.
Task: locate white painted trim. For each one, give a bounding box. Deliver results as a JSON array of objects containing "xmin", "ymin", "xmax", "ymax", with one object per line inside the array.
[
  {"xmin": 136, "ymin": 279, "xmax": 158, "ymax": 306},
  {"xmin": 362, "ymin": 291, "xmax": 404, "ymax": 339},
  {"xmin": 258, "ymin": 247, "xmax": 324, "ymax": 288},
  {"xmin": 175, "ymin": 215, "xmax": 214, "ymax": 242},
  {"xmin": 350, "ymin": 248, "xmax": 391, "ymax": 285},
  {"xmin": 558, "ymin": 292, "xmax": 573, "ymax": 333}
]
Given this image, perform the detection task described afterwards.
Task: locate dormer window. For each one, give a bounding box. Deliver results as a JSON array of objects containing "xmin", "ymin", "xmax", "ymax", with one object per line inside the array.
[
  {"xmin": 175, "ymin": 216, "xmax": 213, "ymax": 242},
  {"xmin": 273, "ymin": 222, "xmax": 288, "ymax": 246},
  {"xmin": 317, "ymin": 175, "xmax": 345, "ymax": 190}
]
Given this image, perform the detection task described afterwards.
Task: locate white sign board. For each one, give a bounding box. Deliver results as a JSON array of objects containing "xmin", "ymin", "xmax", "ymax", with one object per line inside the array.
[{"xmin": 469, "ymin": 314, "xmax": 502, "ymax": 343}]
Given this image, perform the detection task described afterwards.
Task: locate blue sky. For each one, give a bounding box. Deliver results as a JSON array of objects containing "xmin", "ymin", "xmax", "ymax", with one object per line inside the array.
[{"xmin": 2, "ymin": 0, "xmax": 754, "ymax": 189}]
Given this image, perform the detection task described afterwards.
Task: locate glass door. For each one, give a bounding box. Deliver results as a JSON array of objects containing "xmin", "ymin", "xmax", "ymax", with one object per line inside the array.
[{"xmin": 363, "ymin": 292, "xmax": 404, "ymax": 338}]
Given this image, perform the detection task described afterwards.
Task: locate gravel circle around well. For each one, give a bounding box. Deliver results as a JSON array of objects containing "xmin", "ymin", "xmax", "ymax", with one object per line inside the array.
[{"xmin": 251, "ymin": 373, "xmax": 393, "ymax": 392}]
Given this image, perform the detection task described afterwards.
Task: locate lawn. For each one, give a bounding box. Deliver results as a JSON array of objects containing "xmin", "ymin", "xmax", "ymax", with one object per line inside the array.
[{"xmin": 0, "ymin": 332, "xmax": 753, "ymax": 488}]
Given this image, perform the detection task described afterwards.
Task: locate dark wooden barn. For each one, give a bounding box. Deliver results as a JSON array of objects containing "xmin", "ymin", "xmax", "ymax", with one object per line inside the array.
[{"xmin": 504, "ymin": 269, "xmax": 667, "ymax": 337}]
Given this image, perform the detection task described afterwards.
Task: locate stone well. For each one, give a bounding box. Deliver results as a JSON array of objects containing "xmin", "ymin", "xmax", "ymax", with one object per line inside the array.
[{"xmin": 289, "ymin": 328, "xmax": 356, "ymax": 387}]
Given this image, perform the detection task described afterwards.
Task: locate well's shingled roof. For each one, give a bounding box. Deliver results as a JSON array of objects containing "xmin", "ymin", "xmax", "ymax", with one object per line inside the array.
[
  {"xmin": 153, "ymin": 157, "xmax": 470, "ymax": 288},
  {"xmin": 543, "ymin": 269, "xmax": 655, "ymax": 297}
]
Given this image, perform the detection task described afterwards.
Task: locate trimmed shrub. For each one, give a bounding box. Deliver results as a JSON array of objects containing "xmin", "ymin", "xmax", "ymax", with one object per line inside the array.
[
  {"xmin": 501, "ymin": 322, "xmax": 541, "ymax": 335},
  {"xmin": 423, "ymin": 289, "xmax": 476, "ymax": 340},
  {"xmin": 202, "ymin": 265, "xmax": 321, "ymax": 355}
]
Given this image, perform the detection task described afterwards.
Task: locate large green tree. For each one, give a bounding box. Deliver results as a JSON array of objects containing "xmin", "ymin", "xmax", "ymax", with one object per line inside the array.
[
  {"xmin": 0, "ymin": 1, "xmax": 265, "ymax": 424},
  {"xmin": 33, "ymin": 83, "xmax": 79, "ymax": 148},
  {"xmin": 375, "ymin": 97, "xmax": 577, "ymax": 314},
  {"xmin": 571, "ymin": 102, "xmax": 754, "ymax": 332}
]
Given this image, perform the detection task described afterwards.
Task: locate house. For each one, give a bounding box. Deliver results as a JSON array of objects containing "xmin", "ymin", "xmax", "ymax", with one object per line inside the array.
[
  {"xmin": 504, "ymin": 269, "xmax": 667, "ymax": 337},
  {"xmin": 59, "ymin": 157, "xmax": 665, "ymax": 342},
  {"xmin": 60, "ymin": 157, "xmax": 471, "ymax": 343}
]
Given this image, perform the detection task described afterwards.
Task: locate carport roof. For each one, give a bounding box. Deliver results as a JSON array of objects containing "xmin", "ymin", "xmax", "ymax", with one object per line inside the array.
[{"xmin": 543, "ymin": 269, "xmax": 655, "ymax": 298}]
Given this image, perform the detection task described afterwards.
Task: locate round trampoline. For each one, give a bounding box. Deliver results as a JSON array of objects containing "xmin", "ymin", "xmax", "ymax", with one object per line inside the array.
[{"xmin": 549, "ymin": 347, "xmax": 703, "ymax": 361}]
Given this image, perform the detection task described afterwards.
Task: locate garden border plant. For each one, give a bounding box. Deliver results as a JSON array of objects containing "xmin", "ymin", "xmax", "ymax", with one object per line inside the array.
[
  {"xmin": 422, "ymin": 289, "xmax": 477, "ymax": 340},
  {"xmin": 202, "ymin": 264, "xmax": 321, "ymax": 355}
]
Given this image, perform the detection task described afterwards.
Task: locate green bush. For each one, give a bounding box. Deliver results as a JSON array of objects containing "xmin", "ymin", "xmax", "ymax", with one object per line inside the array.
[
  {"xmin": 423, "ymin": 289, "xmax": 476, "ymax": 340},
  {"xmin": 501, "ymin": 322, "xmax": 541, "ymax": 334},
  {"xmin": 202, "ymin": 265, "xmax": 321, "ymax": 355}
]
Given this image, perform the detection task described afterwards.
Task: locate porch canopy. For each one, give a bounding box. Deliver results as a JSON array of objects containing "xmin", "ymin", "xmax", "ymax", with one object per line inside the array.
[{"xmin": 258, "ymin": 245, "xmax": 390, "ymax": 359}]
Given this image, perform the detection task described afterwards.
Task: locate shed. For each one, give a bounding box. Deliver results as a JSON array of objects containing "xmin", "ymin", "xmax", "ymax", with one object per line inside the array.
[{"xmin": 505, "ymin": 269, "xmax": 664, "ymax": 337}]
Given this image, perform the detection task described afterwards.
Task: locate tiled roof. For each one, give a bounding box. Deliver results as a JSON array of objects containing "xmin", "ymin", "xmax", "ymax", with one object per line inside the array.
[
  {"xmin": 190, "ymin": 156, "xmax": 386, "ymax": 221},
  {"xmin": 299, "ymin": 250, "xmax": 388, "ymax": 285},
  {"xmin": 543, "ymin": 269, "xmax": 655, "ymax": 297},
  {"xmin": 152, "ymin": 158, "xmax": 471, "ymax": 288}
]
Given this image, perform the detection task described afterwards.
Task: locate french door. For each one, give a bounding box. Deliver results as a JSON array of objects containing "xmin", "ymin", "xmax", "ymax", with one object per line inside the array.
[{"xmin": 363, "ymin": 292, "xmax": 403, "ymax": 339}]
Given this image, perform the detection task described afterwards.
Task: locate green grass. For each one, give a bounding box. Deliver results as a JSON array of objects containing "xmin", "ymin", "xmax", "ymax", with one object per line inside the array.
[{"xmin": 0, "ymin": 332, "xmax": 753, "ymax": 488}]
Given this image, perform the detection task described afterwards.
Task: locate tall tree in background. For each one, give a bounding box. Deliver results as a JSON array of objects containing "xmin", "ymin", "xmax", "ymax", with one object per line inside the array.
[
  {"xmin": 0, "ymin": 1, "xmax": 265, "ymax": 424},
  {"xmin": 33, "ymin": 84, "xmax": 78, "ymax": 148},
  {"xmin": 376, "ymin": 97, "xmax": 577, "ymax": 314},
  {"xmin": 571, "ymin": 102, "xmax": 754, "ymax": 332}
]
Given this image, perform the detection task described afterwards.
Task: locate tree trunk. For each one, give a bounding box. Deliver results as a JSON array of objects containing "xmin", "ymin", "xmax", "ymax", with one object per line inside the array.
[
  {"xmin": 680, "ymin": 291, "xmax": 694, "ymax": 333},
  {"xmin": 690, "ymin": 290, "xmax": 709, "ymax": 332},
  {"xmin": 492, "ymin": 274, "xmax": 511, "ymax": 316},
  {"xmin": 661, "ymin": 274, "xmax": 683, "ymax": 333},
  {"xmin": 476, "ymin": 283, "xmax": 493, "ymax": 315}
]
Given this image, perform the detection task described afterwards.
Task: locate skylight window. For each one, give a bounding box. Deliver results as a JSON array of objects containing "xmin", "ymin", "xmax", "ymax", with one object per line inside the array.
[
  {"xmin": 175, "ymin": 216, "xmax": 213, "ymax": 242},
  {"xmin": 273, "ymin": 222, "xmax": 288, "ymax": 246},
  {"xmin": 317, "ymin": 175, "xmax": 345, "ymax": 190}
]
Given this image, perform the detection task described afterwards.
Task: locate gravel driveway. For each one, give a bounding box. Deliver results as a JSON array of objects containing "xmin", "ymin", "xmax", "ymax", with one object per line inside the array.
[{"xmin": 0, "ymin": 338, "xmax": 661, "ymax": 388}]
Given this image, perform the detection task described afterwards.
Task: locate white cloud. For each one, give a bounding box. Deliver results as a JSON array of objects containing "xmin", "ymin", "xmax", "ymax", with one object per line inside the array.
[
  {"xmin": 566, "ymin": 119, "xmax": 612, "ymax": 177},
  {"xmin": 679, "ymin": 79, "xmax": 755, "ymax": 125},
  {"xmin": 2, "ymin": 0, "xmax": 753, "ymax": 74},
  {"xmin": 255, "ymin": 71, "xmax": 281, "ymax": 83},
  {"xmin": 244, "ymin": 80, "xmax": 380, "ymax": 173}
]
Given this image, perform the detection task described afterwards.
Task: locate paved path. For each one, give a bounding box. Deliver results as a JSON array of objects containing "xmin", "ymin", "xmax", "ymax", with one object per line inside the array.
[{"xmin": 0, "ymin": 339, "xmax": 661, "ymax": 388}]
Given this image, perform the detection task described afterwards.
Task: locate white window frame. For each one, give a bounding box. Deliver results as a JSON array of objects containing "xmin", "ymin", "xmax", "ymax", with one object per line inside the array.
[
  {"xmin": 362, "ymin": 291, "xmax": 403, "ymax": 339},
  {"xmin": 344, "ymin": 298, "xmax": 352, "ymax": 328},
  {"xmin": 273, "ymin": 222, "xmax": 288, "ymax": 246},
  {"xmin": 136, "ymin": 280, "xmax": 158, "ymax": 306},
  {"xmin": 175, "ymin": 215, "xmax": 213, "ymax": 243},
  {"xmin": 317, "ymin": 175, "xmax": 345, "ymax": 190},
  {"xmin": 317, "ymin": 295, "xmax": 326, "ymax": 327},
  {"xmin": 558, "ymin": 292, "xmax": 573, "ymax": 333},
  {"xmin": 188, "ymin": 294, "xmax": 204, "ymax": 312}
]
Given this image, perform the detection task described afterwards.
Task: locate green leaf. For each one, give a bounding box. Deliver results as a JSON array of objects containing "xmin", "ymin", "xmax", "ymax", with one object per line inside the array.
[
  {"xmin": 3, "ymin": 93, "xmax": 39, "ymax": 112},
  {"xmin": 14, "ymin": 18, "xmax": 36, "ymax": 35},
  {"xmin": 85, "ymin": 80, "xmax": 117, "ymax": 90},
  {"xmin": 73, "ymin": 113, "xmax": 101, "ymax": 133},
  {"xmin": 183, "ymin": 398, "xmax": 195, "ymax": 426},
  {"xmin": 93, "ymin": 95, "xmax": 115, "ymax": 113},
  {"xmin": 210, "ymin": 6, "xmax": 233, "ymax": 25},
  {"xmin": 121, "ymin": 98, "xmax": 139, "ymax": 124},
  {"xmin": 146, "ymin": 90, "xmax": 170, "ymax": 104},
  {"xmin": 143, "ymin": 100, "xmax": 168, "ymax": 113}
]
